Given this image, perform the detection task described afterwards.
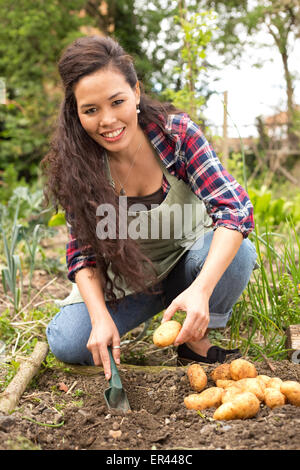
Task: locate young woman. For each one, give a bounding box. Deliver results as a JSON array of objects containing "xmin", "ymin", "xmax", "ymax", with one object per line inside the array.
[{"xmin": 42, "ymin": 35, "xmax": 257, "ymax": 380}]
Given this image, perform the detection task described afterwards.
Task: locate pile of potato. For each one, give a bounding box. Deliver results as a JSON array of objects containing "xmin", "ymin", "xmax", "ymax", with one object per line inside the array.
[
  {"xmin": 152, "ymin": 320, "xmax": 300, "ymax": 420},
  {"xmin": 184, "ymin": 359, "xmax": 300, "ymax": 420}
]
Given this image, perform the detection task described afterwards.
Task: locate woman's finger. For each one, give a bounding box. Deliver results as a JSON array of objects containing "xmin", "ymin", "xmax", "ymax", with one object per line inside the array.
[
  {"xmin": 162, "ymin": 302, "xmax": 179, "ymax": 323},
  {"xmin": 174, "ymin": 317, "xmax": 196, "ymax": 346},
  {"xmin": 111, "ymin": 341, "xmax": 121, "ymax": 365},
  {"xmin": 91, "ymin": 347, "xmax": 102, "ymax": 367},
  {"xmin": 100, "ymin": 345, "xmax": 112, "ymax": 380}
]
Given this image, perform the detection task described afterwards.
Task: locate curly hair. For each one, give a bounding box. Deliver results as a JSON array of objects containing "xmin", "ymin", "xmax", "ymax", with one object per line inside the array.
[{"xmin": 41, "ymin": 35, "xmax": 182, "ymax": 303}]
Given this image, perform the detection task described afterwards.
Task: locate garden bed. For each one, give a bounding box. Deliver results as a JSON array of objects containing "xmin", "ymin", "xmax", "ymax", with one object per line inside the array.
[{"xmin": 0, "ymin": 358, "xmax": 299, "ymax": 450}]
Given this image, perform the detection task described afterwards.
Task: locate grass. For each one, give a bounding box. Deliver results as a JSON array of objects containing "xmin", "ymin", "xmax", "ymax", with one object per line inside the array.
[
  {"xmin": 0, "ymin": 302, "xmax": 60, "ymax": 393},
  {"xmin": 229, "ymin": 220, "xmax": 299, "ymax": 360}
]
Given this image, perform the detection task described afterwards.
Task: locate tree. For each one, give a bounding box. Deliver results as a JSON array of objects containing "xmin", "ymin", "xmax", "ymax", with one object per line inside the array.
[
  {"xmin": 0, "ymin": 0, "xmax": 88, "ymax": 179},
  {"xmin": 84, "ymin": 0, "xmax": 183, "ymax": 91},
  {"xmin": 0, "ymin": 0, "xmax": 186, "ymax": 180},
  {"xmin": 241, "ymin": 0, "xmax": 300, "ymax": 148},
  {"xmin": 162, "ymin": 5, "xmax": 216, "ymax": 125},
  {"xmin": 196, "ymin": 0, "xmax": 300, "ymax": 149}
]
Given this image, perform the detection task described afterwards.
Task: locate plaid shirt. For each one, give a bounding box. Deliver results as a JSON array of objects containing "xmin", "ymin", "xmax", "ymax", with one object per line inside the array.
[{"xmin": 66, "ymin": 113, "xmax": 254, "ymax": 281}]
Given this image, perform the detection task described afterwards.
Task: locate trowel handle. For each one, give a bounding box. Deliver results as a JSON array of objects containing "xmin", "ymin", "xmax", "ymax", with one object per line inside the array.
[{"xmin": 107, "ymin": 346, "xmax": 122, "ymax": 388}]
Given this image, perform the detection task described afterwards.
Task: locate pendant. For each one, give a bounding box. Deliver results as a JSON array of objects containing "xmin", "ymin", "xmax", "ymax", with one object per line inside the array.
[{"xmin": 120, "ymin": 188, "xmax": 126, "ymax": 196}]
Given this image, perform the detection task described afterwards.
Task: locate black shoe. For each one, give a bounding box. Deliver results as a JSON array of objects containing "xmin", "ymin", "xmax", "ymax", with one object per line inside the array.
[{"xmin": 177, "ymin": 343, "xmax": 241, "ymax": 366}]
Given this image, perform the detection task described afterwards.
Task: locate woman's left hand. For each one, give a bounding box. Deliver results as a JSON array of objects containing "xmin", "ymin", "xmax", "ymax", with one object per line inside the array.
[{"xmin": 162, "ymin": 284, "xmax": 210, "ymax": 346}]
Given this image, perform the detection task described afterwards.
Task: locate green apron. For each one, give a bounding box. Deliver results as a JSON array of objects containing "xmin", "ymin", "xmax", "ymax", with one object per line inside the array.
[{"xmin": 56, "ymin": 150, "xmax": 213, "ymax": 307}]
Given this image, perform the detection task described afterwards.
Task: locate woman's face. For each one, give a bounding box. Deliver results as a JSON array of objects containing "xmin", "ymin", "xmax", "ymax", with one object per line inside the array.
[{"xmin": 74, "ymin": 67, "xmax": 140, "ymax": 155}]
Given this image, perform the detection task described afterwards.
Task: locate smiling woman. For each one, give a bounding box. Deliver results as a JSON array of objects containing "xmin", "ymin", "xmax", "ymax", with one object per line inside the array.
[
  {"xmin": 41, "ymin": 35, "xmax": 256, "ymax": 379},
  {"xmin": 75, "ymin": 70, "xmax": 141, "ymax": 154}
]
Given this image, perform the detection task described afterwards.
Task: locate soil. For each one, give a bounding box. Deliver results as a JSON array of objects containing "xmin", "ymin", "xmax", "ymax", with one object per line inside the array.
[
  {"xmin": 0, "ymin": 358, "xmax": 299, "ymax": 451},
  {"xmin": 1, "ymin": 227, "xmax": 299, "ymax": 451}
]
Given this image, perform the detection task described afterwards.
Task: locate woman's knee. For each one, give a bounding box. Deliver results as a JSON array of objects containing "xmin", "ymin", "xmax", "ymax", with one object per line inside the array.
[
  {"xmin": 46, "ymin": 304, "xmax": 93, "ymax": 365},
  {"xmin": 208, "ymin": 238, "xmax": 257, "ymax": 316},
  {"xmin": 228, "ymin": 237, "xmax": 257, "ymax": 284},
  {"xmin": 185, "ymin": 231, "xmax": 257, "ymax": 285}
]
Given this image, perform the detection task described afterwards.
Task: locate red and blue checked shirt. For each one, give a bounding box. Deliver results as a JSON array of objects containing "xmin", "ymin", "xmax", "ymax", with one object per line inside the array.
[{"xmin": 66, "ymin": 113, "xmax": 254, "ymax": 282}]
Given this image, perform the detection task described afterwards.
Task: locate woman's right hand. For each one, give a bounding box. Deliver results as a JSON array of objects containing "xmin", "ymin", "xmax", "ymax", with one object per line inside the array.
[{"xmin": 86, "ymin": 313, "xmax": 121, "ymax": 380}]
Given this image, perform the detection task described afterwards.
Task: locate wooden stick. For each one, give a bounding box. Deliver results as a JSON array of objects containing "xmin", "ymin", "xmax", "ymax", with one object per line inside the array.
[
  {"xmin": 0, "ymin": 341, "xmax": 48, "ymax": 414},
  {"xmin": 259, "ymin": 351, "xmax": 276, "ymax": 373}
]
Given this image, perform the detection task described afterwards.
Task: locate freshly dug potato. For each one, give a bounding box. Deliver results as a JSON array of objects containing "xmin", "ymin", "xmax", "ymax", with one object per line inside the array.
[
  {"xmin": 216, "ymin": 379, "xmax": 239, "ymax": 389},
  {"xmin": 153, "ymin": 320, "xmax": 181, "ymax": 347},
  {"xmin": 264, "ymin": 388, "xmax": 286, "ymax": 409},
  {"xmin": 267, "ymin": 377, "xmax": 283, "ymax": 391},
  {"xmin": 213, "ymin": 392, "xmax": 260, "ymax": 420},
  {"xmin": 210, "ymin": 364, "xmax": 232, "ymax": 383},
  {"xmin": 280, "ymin": 381, "xmax": 300, "ymax": 406},
  {"xmin": 221, "ymin": 386, "xmax": 243, "ymax": 404},
  {"xmin": 236, "ymin": 378, "xmax": 265, "ymax": 401},
  {"xmin": 184, "ymin": 387, "xmax": 223, "ymax": 410},
  {"xmin": 230, "ymin": 359, "xmax": 257, "ymax": 381},
  {"xmin": 187, "ymin": 364, "xmax": 207, "ymax": 392},
  {"xmin": 257, "ymin": 375, "xmax": 271, "ymax": 388}
]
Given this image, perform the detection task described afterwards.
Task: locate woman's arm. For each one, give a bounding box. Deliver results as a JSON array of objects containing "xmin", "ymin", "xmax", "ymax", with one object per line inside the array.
[
  {"xmin": 162, "ymin": 226, "xmax": 243, "ymax": 345},
  {"xmin": 65, "ymin": 214, "xmax": 119, "ymax": 379},
  {"xmin": 75, "ymin": 267, "xmax": 121, "ymax": 379}
]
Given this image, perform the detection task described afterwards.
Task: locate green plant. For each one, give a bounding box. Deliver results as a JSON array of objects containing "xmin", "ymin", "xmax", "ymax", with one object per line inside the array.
[
  {"xmin": 5, "ymin": 436, "xmax": 41, "ymax": 450},
  {"xmin": 161, "ymin": 8, "xmax": 216, "ymax": 124},
  {"xmin": 47, "ymin": 211, "xmax": 66, "ymax": 227},
  {"xmin": 0, "ymin": 198, "xmax": 23, "ymax": 312},
  {"xmin": 229, "ymin": 220, "xmax": 299, "ymax": 360},
  {"xmin": 22, "ymin": 223, "xmax": 42, "ymax": 300},
  {"xmin": 0, "ymin": 309, "xmax": 16, "ymax": 342},
  {"xmin": 0, "ymin": 164, "xmax": 27, "ymax": 203},
  {"xmin": 248, "ymin": 186, "xmax": 300, "ymax": 230},
  {"xmin": 8, "ymin": 185, "xmax": 50, "ymax": 226},
  {"xmin": 71, "ymin": 399, "xmax": 84, "ymax": 408},
  {"xmin": 226, "ymin": 152, "xmax": 247, "ymax": 187},
  {"xmin": 0, "ymin": 360, "xmax": 20, "ymax": 392}
]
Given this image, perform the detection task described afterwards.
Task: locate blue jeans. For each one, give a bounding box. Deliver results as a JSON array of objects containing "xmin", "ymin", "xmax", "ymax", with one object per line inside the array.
[{"xmin": 46, "ymin": 231, "xmax": 257, "ymax": 365}]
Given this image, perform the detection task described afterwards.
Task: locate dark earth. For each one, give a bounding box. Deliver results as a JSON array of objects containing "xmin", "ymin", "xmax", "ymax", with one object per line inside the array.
[
  {"xmin": 0, "ymin": 355, "xmax": 299, "ymax": 451},
  {"xmin": 0, "ymin": 228, "xmax": 299, "ymax": 451}
]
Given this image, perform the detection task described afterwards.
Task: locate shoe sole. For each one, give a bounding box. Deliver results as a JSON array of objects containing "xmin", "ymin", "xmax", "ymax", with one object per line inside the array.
[{"xmin": 177, "ymin": 351, "xmax": 242, "ymax": 367}]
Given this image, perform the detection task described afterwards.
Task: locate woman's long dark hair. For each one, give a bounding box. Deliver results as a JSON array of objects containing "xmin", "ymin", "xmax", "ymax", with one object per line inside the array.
[{"xmin": 41, "ymin": 35, "xmax": 182, "ymax": 304}]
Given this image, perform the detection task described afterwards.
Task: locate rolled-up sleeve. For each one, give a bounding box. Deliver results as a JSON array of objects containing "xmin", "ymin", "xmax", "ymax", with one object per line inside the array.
[
  {"xmin": 182, "ymin": 119, "xmax": 254, "ymax": 238},
  {"xmin": 65, "ymin": 213, "xmax": 96, "ymax": 282}
]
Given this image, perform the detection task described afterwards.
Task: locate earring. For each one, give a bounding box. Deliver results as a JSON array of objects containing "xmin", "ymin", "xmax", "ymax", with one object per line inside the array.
[{"xmin": 136, "ymin": 104, "xmax": 140, "ymax": 114}]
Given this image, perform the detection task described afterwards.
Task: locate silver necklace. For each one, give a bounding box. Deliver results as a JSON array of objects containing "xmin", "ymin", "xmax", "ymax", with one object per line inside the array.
[{"xmin": 107, "ymin": 141, "xmax": 143, "ymax": 196}]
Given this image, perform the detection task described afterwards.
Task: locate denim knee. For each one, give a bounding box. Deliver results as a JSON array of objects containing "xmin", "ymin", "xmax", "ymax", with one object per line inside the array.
[
  {"xmin": 208, "ymin": 237, "xmax": 257, "ymax": 317},
  {"xmin": 46, "ymin": 305, "xmax": 93, "ymax": 365},
  {"xmin": 228, "ymin": 237, "xmax": 257, "ymax": 285}
]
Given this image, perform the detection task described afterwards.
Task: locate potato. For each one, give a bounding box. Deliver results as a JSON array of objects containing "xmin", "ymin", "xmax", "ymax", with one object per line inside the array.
[
  {"xmin": 264, "ymin": 388, "xmax": 286, "ymax": 409},
  {"xmin": 210, "ymin": 364, "xmax": 232, "ymax": 383},
  {"xmin": 280, "ymin": 381, "xmax": 300, "ymax": 406},
  {"xmin": 187, "ymin": 364, "xmax": 207, "ymax": 392},
  {"xmin": 213, "ymin": 392, "xmax": 260, "ymax": 420},
  {"xmin": 267, "ymin": 377, "xmax": 283, "ymax": 391},
  {"xmin": 221, "ymin": 386, "xmax": 243, "ymax": 404},
  {"xmin": 236, "ymin": 378, "xmax": 265, "ymax": 401},
  {"xmin": 153, "ymin": 320, "xmax": 181, "ymax": 347},
  {"xmin": 257, "ymin": 375, "xmax": 271, "ymax": 388},
  {"xmin": 216, "ymin": 379, "xmax": 238, "ymax": 389},
  {"xmin": 184, "ymin": 387, "xmax": 223, "ymax": 410},
  {"xmin": 229, "ymin": 359, "xmax": 257, "ymax": 381}
]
